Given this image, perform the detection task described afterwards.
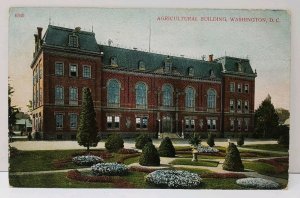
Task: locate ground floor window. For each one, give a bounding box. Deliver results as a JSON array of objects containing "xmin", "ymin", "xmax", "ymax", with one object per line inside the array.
[
  {"xmin": 107, "ymin": 115, "xmax": 120, "ymax": 129},
  {"xmin": 56, "ymin": 114, "xmax": 63, "ymax": 129},
  {"xmin": 237, "ymin": 119, "xmax": 242, "ymax": 131},
  {"xmin": 69, "ymin": 114, "xmax": 78, "ymax": 129},
  {"xmin": 230, "ymin": 119, "xmax": 235, "ymax": 131},
  {"xmin": 136, "ymin": 116, "xmax": 148, "ymax": 129},
  {"xmin": 207, "ymin": 119, "xmax": 216, "ymax": 130},
  {"xmin": 185, "ymin": 118, "xmax": 195, "ymax": 131}
]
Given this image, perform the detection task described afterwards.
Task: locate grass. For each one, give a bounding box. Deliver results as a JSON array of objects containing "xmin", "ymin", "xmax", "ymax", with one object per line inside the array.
[
  {"xmin": 174, "ymin": 146, "xmax": 191, "ymax": 151},
  {"xmin": 242, "ymin": 144, "xmax": 289, "ymax": 152},
  {"xmin": 243, "ymin": 161, "xmax": 277, "ymax": 175},
  {"xmin": 123, "ymin": 156, "xmax": 140, "ymax": 165},
  {"xmin": 200, "ymin": 178, "xmax": 244, "ymax": 189},
  {"xmin": 170, "ymin": 159, "xmax": 219, "ymax": 167}
]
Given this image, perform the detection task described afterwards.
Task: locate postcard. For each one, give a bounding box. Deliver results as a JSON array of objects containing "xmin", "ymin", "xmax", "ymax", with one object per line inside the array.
[{"xmin": 8, "ymin": 7, "xmax": 290, "ymax": 190}]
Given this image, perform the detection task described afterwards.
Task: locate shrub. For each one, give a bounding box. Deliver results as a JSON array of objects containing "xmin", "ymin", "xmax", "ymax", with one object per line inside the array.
[
  {"xmin": 105, "ymin": 134, "xmax": 124, "ymax": 152},
  {"xmin": 139, "ymin": 143, "xmax": 160, "ymax": 166},
  {"xmin": 206, "ymin": 133, "xmax": 215, "ymax": 147},
  {"xmin": 135, "ymin": 134, "xmax": 152, "ymax": 149},
  {"xmin": 158, "ymin": 137, "xmax": 176, "ymax": 157},
  {"xmin": 72, "ymin": 155, "xmax": 104, "ymax": 166},
  {"xmin": 278, "ymin": 134, "xmax": 289, "ymax": 146},
  {"xmin": 237, "ymin": 133, "xmax": 244, "ymax": 146},
  {"xmin": 145, "ymin": 170, "xmax": 202, "ymax": 189},
  {"xmin": 27, "ymin": 132, "xmax": 32, "ymax": 141},
  {"xmin": 189, "ymin": 134, "xmax": 201, "ymax": 147},
  {"xmin": 92, "ymin": 163, "xmax": 129, "ymax": 176},
  {"xmin": 236, "ymin": 178, "xmax": 280, "ymax": 189},
  {"xmin": 222, "ymin": 143, "xmax": 244, "ymax": 171}
]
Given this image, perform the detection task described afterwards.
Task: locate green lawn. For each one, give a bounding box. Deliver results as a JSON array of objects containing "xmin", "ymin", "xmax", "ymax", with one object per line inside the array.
[
  {"xmin": 200, "ymin": 178, "xmax": 244, "ymax": 189},
  {"xmin": 242, "ymin": 144, "xmax": 289, "ymax": 152},
  {"xmin": 170, "ymin": 159, "xmax": 219, "ymax": 167},
  {"xmin": 123, "ymin": 156, "xmax": 140, "ymax": 165},
  {"xmin": 174, "ymin": 146, "xmax": 192, "ymax": 151}
]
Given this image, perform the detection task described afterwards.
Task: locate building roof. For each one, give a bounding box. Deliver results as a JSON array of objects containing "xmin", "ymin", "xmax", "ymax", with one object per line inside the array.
[{"xmin": 43, "ymin": 25, "xmax": 100, "ymax": 53}]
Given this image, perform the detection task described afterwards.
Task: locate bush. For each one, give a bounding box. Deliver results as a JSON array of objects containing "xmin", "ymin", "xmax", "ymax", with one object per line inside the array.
[
  {"xmin": 139, "ymin": 143, "xmax": 160, "ymax": 166},
  {"xmin": 72, "ymin": 155, "xmax": 104, "ymax": 166},
  {"xmin": 105, "ymin": 134, "xmax": 124, "ymax": 152},
  {"xmin": 158, "ymin": 137, "xmax": 176, "ymax": 157},
  {"xmin": 222, "ymin": 143, "xmax": 244, "ymax": 171},
  {"xmin": 237, "ymin": 133, "xmax": 244, "ymax": 146},
  {"xmin": 92, "ymin": 163, "xmax": 128, "ymax": 176},
  {"xmin": 145, "ymin": 170, "xmax": 202, "ymax": 189},
  {"xmin": 135, "ymin": 134, "xmax": 152, "ymax": 149},
  {"xmin": 206, "ymin": 133, "xmax": 215, "ymax": 147},
  {"xmin": 278, "ymin": 134, "xmax": 289, "ymax": 146},
  {"xmin": 189, "ymin": 134, "xmax": 201, "ymax": 147},
  {"xmin": 236, "ymin": 178, "xmax": 280, "ymax": 189},
  {"xmin": 27, "ymin": 132, "xmax": 32, "ymax": 141}
]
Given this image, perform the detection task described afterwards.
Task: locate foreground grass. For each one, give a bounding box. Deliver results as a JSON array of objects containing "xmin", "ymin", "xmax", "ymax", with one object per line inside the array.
[
  {"xmin": 242, "ymin": 144, "xmax": 289, "ymax": 152},
  {"xmin": 171, "ymin": 159, "xmax": 219, "ymax": 167}
]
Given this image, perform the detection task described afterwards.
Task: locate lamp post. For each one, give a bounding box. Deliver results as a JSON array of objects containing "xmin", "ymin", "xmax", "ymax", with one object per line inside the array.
[
  {"xmin": 181, "ymin": 119, "xmax": 184, "ymax": 139},
  {"xmin": 158, "ymin": 119, "xmax": 161, "ymax": 138}
]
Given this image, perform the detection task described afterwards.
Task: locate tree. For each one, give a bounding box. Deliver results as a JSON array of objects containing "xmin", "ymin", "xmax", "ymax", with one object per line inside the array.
[
  {"xmin": 26, "ymin": 100, "xmax": 33, "ymax": 123},
  {"xmin": 222, "ymin": 143, "xmax": 244, "ymax": 171},
  {"xmin": 158, "ymin": 137, "xmax": 176, "ymax": 157},
  {"xmin": 135, "ymin": 134, "xmax": 152, "ymax": 149},
  {"xmin": 139, "ymin": 142, "xmax": 160, "ymax": 166},
  {"xmin": 254, "ymin": 95, "xmax": 279, "ymax": 138},
  {"xmin": 207, "ymin": 132, "xmax": 215, "ymax": 147},
  {"xmin": 77, "ymin": 88, "xmax": 98, "ymax": 151},
  {"xmin": 8, "ymin": 83, "xmax": 19, "ymax": 136},
  {"xmin": 276, "ymin": 108, "xmax": 290, "ymax": 125}
]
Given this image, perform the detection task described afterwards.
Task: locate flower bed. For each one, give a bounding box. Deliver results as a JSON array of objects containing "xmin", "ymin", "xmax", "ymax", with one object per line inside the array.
[
  {"xmin": 72, "ymin": 155, "xmax": 104, "ymax": 166},
  {"xmin": 201, "ymin": 173, "xmax": 247, "ymax": 179},
  {"xmin": 145, "ymin": 170, "xmax": 202, "ymax": 189},
  {"xmin": 71, "ymin": 151, "xmax": 112, "ymax": 159},
  {"xmin": 92, "ymin": 163, "xmax": 129, "ymax": 176},
  {"xmin": 197, "ymin": 145, "xmax": 219, "ymax": 153},
  {"xmin": 118, "ymin": 148, "xmax": 139, "ymax": 154},
  {"xmin": 236, "ymin": 178, "xmax": 280, "ymax": 189}
]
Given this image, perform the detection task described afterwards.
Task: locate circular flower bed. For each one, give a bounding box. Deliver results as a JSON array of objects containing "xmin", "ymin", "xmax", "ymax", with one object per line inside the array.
[
  {"xmin": 236, "ymin": 178, "xmax": 280, "ymax": 189},
  {"xmin": 197, "ymin": 145, "xmax": 219, "ymax": 153},
  {"xmin": 145, "ymin": 170, "xmax": 202, "ymax": 189},
  {"xmin": 72, "ymin": 155, "xmax": 104, "ymax": 166},
  {"xmin": 91, "ymin": 163, "xmax": 129, "ymax": 176}
]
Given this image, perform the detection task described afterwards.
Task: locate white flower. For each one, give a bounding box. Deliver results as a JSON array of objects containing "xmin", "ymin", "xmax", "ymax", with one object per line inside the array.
[
  {"xmin": 92, "ymin": 163, "xmax": 128, "ymax": 176},
  {"xmin": 236, "ymin": 178, "xmax": 280, "ymax": 189},
  {"xmin": 72, "ymin": 155, "xmax": 104, "ymax": 166},
  {"xmin": 197, "ymin": 145, "xmax": 219, "ymax": 153},
  {"xmin": 145, "ymin": 170, "xmax": 202, "ymax": 188}
]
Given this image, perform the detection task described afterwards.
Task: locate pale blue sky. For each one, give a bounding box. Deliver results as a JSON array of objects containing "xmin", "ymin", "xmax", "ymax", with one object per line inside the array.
[{"xmin": 8, "ymin": 8, "xmax": 290, "ymax": 111}]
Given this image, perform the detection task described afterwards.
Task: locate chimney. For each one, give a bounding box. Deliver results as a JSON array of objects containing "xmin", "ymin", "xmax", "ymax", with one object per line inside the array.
[
  {"xmin": 37, "ymin": 27, "xmax": 43, "ymax": 40},
  {"xmin": 208, "ymin": 54, "xmax": 214, "ymax": 62},
  {"xmin": 34, "ymin": 34, "xmax": 38, "ymax": 43}
]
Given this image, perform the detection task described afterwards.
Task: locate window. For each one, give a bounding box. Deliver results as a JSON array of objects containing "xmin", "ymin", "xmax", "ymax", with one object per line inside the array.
[
  {"xmin": 238, "ymin": 84, "xmax": 242, "ymax": 93},
  {"xmin": 111, "ymin": 57, "xmax": 118, "ymax": 66},
  {"xmin": 136, "ymin": 117, "xmax": 148, "ymax": 129},
  {"xmin": 70, "ymin": 64, "xmax": 78, "ymax": 77},
  {"xmin": 237, "ymin": 100, "xmax": 242, "ymax": 111},
  {"xmin": 238, "ymin": 119, "xmax": 242, "ymax": 131},
  {"xmin": 69, "ymin": 87, "xmax": 78, "ymax": 105},
  {"xmin": 69, "ymin": 114, "xmax": 77, "ymax": 129},
  {"xmin": 138, "ymin": 61, "xmax": 146, "ymax": 70},
  {"xmin": 107, "ymin": 79, "xmax": 120, "ymax": 107},
  {"xmin": 162, "ymin": 84, "xmax": 173, "ymax": 106},
  {"xmin": 230, "ymin": 82, "xmax": 235, "ymax": 92},
  {"xmin": 185, "ymin": 87, "xmax": 195, "ymax": 109},
  {"xmin": 83, "ymin": 66, "xmax": 91, "ymax": 78},
  {"xmin": 244, "ymin": 84, "xmax": 249, "ymax": 93},
  {"xmin": 230, "ymin": 119, "xmax": 235, "ymax": 131},
  {"xmin": 207, "ymin": 89, "xmax": 216, "ymax": 109},
  {"xmin": 55, "ymin": 86, "xmax": 64, "ymax": 105},
  {"xmin": 136, "ymin": 83, "xmax": 147, "ymax": 108},
  {"xmin": 164, "ymin": 57, "xmax": 172, "ymax": 72},
  {"xmin": 230, "ymin": 99, "xmax": 235, "ymax": 112},
  {"xmin": 107, "ymin": 115, "xmax": 120, "ymax": 129},
  {"xmin": 185, "ymin": 118, "xmax": 195, "ymax": 131},
  {"xmin": 244, "ymin": 101, "xmax": 249, "ymax": 112},
  {"xmin": 69, "ymin": 34, "xmax": 78, "ymax": 47},
  {"xmin": 188, "ymin": 67, "xmax": 194, "ymax": 76},
  {"xmin": 55, "ymin": 62, "xmax": 64, "ymax": 76},
  {"xmin": 56, "ymin": 114, "xmax": 63, "ymax": 129},
  {"xmin": 207, "ymin": 119, "xmax": 216, "ymax": 130},
  {"xmin": 244, "ymin": 119, "xmax": 249, "ymax": 131}
]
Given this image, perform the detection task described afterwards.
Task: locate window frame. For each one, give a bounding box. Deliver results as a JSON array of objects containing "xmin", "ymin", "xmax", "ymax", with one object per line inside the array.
[
  {"xmin": 207, "ymin": 89, "xmax": 216, "ymax": 109},
  {"xmin": 55, "ymin": 86, "xmax": 64, "ymax": 105},
  {"xmin": 83, "ymin": 65, "xmax": 91, "ymax": 78},
  {"xmin": 107, "ymin": 79, "xmax": 121, "ymax": 107},
  {"xmin": 106, "ymin": 115, "xmax": 120, "ymax": 129},
  {"xmin": 69, "ymin": 87, "xmax": 78, "ymax": 105},
  {"xmin": 55, "ymin": 62, "xmax": 64, "ymax": 76},
  {"xmin": 230, "ymin": 82, "xmax": 235, "ymax": 92},
  {"xmin": 69, "ymin": 64, "xmax": 78, "ymax": 77},
  {"xmin": 55, "ymin": 113, "xmax": 64, "ymax": 129},
  {"xmin": 185, "ymin": 86, "xmax": 195, "ymax": 109},
  {"xmin": 162, "ymin": 84, "xmax": 173, "ymax": 107},
  {"xmin": 244, "ymin": 84, "xmax": 249, "ymax": 93},
  {"xmin": 136, "ymin": 116, "xmax": 148, "ymax": 129},
  {"xmin": 237, "ymin": 83, "xmax": 242, "ymax": 93},
  {"xmin": 135, "ymin": 82, "xmax": 148, "ymax": 108},
  {"xmin": 69, "ymin": 113, "xmax": 78, "ymax": 130}
]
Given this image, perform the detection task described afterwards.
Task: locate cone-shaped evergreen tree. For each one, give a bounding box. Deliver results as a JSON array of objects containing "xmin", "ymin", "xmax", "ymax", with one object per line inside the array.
[
  {"xmin": 77, "ymin": 88, "xmax": 98, "ymax": 151},
  {"xmin": 158, "ymin": 137, "xmax": 176, "ymax": 157},
  {"xmin": 207, "ymin": 132, "xmax": 215, "ymax": 147},
  {"xmin": 139, "ymin": 142, "xmax": 160, "ymax": 166},
  {"xmin": 222, "ymin": 143, "xmax": 244, "ymax": 171},
  {"xmin": 237, "ymin": 133, "xmax": 245, "ymax": 146}
]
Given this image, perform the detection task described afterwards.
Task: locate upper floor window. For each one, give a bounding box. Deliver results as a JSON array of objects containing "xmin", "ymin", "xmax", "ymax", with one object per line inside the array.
[
  {"xmin": 138, "ymin": 61, "xmax": 146, "ymax": 70},
  {"xmin": 244, "ymin": 84, "xmax": 249, "ymax": 93},
  {"xmin": 55, "ymin": 62, "xmax": 64, "ymax": 76},
  {"xmin": 244, "ymin": 101, "xmax": 249, "ymax": 112},
  {"xmin": 83, "ymin": 66, "xmax": 91, "ymax": 78},
  {"xmin": 162, "ymin": 84, "xmax": 173, "ymax": 107},
  {"xmin": 230, "ymin": 82, "xmax": 235, "ymax": 92},
  {"xmin": 69, "ymin": 114, "xmax": 78, "ymax": 129},
  {"xmin": 230, "ymin": 99, "xmax": 235, "ymax": 112},
  {"xmin": 230, "ymin": 119, "xmax": 234, "ymax": 131},
  {"xmin": 107, "ymin": 79, "xmax": 120, "ymax": 106},
  {"xmin": 55, "ymin": 86, "xmax": 64, "ymax": 105},
  {"xmin": 136, "ymin": 82, "xmax": 147, "ymax": 108},
  {"xmin": 207, "ymin": 89, "xmax": 216, "ymax": 109},
  {"xmin": 69, "ymin": 87, "xmax": 78, "ymax": 105},
  {"xmin": 70, "ymin": 64, "xmax": 78, "ymax": 77},
  {"xmin": 237, "ymin": 84, "xmax": 242, "ymax": 93},
  {"xmin": 185, "ymin": 87, "xmax": 195, "ymax": 108},
  {"xmin": 188, "ymin": 67, "xmax": 194, "ymax": 76},
  {"xmin": 164, "ymin": 57, "xmax": 172, "ymax": 73},
  {"xmin": 69, "ymin": 34, "xmax": 78, "ymax": 48},
  {"xmin": 110, "ymin": 57, "xmax": 118, "ymax": 66},
  {"xmin": 237, "ymin": 100, "xmax": 242, "ymax": 111}
]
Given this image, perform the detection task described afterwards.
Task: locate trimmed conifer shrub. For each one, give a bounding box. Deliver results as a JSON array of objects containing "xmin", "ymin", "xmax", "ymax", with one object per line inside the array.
[
  {"xmin": 158, "ymin": 137, "xmax": 176, "ymax": 157},
  {"xmin": 207, "ymin": 133, "xmax": 215, "ymax": 147},
  {"xmin": 139, "ymin": 142, "xmax": 160, "ymax": 166},
  {"xmin": 135, "ymin": 134, "xmax": 152, "ymax": 149},
  {"xmin": 237, "ymin": 133, "xmax": 244, "ymax": 146},
  {"xmin": 222, "ymin": 143, "xmax": 244, "ymax": 171},
  {"xmin": 105, "ymin": 134, "xmax": 124, "ymax": 153}
]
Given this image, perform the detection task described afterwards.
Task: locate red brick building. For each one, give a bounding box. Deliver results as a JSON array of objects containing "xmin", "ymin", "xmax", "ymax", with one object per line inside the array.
[{"xmin": 30, "ymin": 25, "xmax": 257, "ymax": 140}]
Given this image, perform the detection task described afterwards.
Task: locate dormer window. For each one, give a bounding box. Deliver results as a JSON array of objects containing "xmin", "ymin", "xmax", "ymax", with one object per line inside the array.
[
  {"xmin": 188, "ymin": 67, "xmax": 194, "ymax": 76},
  {"xmin": 237, "ymin": 63, "xmax": 243, "ymax": 72},
  {"xmin": 68, "ymin": 33, "xmax": 78, "ymax": 48},
  {"xmin": 164, "ymin": 57, "xmax": 172, "ymax": 73},
  {"xmin": 111, "ymin": 57, "xmax": 118, "ymax": 67},
  {"xmin": 209, "ymin": 69, "xmax": 215, "ymax": 77},
  {"xmin": 138, "ymin": 61, "xmax": 146, "ymax": 70}
]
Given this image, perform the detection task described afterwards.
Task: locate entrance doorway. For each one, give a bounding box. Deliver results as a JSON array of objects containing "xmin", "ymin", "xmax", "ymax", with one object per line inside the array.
[{"xmin": 162, "ymin": 116, "xmax": 172, "ymax": 133}]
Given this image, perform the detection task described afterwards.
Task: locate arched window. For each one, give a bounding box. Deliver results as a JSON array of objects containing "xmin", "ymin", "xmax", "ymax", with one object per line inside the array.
[
  {"xmin": 55, "ymin": 86, "xmax": 64, "ymax": 105},
  {"xmin": 138, "ymin": 61, "xmax": 146, "ymax": 70},
  {"xmin": 162, "ymin": 84, "xmax": 173, "ymax": 106},
  {"xmin": 110, "ymin": 57, "xmax": 118, "ymax": 66},
  {"xmin": 207, "ymin": 89, "xmax": 216, "ymax": 109},
  {"xmin": 107, "ymin": 79, "xmax": 120, "ymax": 106},
  {"xmin": 136, "ymin": 82, "xmax": 147, "ymax": 107},
  {"xmin": 188, "ymin": 67, "xmax": 194, "ymax": 76},
  {"xmin": 185, "ymin": 87, "xmax": 195, "ymax": 108}
]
